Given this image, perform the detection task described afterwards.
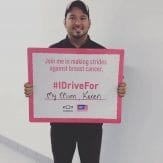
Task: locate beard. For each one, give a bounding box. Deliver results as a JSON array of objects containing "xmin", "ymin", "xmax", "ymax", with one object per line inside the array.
[
  {"xmin": 70, "ymin": 29, "xmax": 88, "ymax": 39},
  {"xmin": 67, "ymin": 25, "xmax": 89, "ymax": 39},
  {"xmin": 72, "ymin": 32, "xmax": 88, "ymax": 39}
]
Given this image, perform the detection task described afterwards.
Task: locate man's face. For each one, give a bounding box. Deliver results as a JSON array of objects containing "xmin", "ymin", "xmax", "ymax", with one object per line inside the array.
[{"xmin": 64, "ymin": 7, "xmax": 91, "ymax": 39}]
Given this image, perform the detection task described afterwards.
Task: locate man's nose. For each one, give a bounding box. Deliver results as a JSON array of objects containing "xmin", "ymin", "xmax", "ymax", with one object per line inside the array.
[{"xmin": 74, "ymin": 19, "xmax": 81, "ymax": 25}]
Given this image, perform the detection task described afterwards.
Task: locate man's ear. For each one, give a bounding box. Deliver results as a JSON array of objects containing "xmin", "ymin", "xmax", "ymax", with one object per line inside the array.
[
  {"xmin": 88, "ymin": 18, "xmax": 91, "ymax": 29},
  {"xmin": 63, "ymin": 19, "xmax": 66, "ymax": 27}
]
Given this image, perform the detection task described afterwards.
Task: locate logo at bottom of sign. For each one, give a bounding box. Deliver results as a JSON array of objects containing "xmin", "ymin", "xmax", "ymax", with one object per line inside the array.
[
  {"xmin": 62, "ymin": 104, "xmax": 88, "ymax": 112},
  {"xmin": 77, "ymin": 105, "xmax": 88, "ymax": 111},
  {"xmin": 62, "ymin": 105, "xmax": 73, "ymax": 112}
]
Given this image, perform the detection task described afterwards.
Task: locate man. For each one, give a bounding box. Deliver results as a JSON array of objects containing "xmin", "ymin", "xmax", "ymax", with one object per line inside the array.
[{"xmin": 24, "ymin": 1, "xmax": 126, "ymax": 163}]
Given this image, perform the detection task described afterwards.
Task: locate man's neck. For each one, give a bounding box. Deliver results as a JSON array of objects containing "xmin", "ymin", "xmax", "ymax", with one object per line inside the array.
[{"xmin": 68, "ymin": 34, "xmax": 88, "ymax": 48}]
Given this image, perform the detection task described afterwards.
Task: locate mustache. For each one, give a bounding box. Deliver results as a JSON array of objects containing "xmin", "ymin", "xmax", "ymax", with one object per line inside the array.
[{"xmin": 73, "ymin": 26, "xmax": 83, "ymax": 29}]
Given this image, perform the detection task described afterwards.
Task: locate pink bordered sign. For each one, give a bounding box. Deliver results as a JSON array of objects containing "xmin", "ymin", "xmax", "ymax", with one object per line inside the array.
[{"xmin": 27, "ymin": 48, "xmax": 124, "ymax": 123}]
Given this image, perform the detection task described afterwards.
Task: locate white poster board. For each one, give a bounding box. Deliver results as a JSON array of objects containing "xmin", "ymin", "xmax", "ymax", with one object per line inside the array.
[{"xmin": 28, "ymin": 48, "xmax": 124, "ymax": 123}]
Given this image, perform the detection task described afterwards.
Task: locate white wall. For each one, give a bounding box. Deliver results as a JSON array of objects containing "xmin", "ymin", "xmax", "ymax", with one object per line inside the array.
[{"xmin": 0, "ymin": 0, "xmax": 163, "ymax": 162}]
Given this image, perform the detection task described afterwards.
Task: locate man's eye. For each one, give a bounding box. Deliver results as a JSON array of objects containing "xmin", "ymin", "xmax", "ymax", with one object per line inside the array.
[
  {"xmin": 69, "ymin": 17, "xmax": 75, "ymax": 20},
  {"xmin": 81, "ymin": 17, "xmax": 87, "ymax": 20}
]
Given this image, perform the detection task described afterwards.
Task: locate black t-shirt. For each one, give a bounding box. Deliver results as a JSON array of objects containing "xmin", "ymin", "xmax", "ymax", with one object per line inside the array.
[{"xmin": 49, "ymin": 36, "xmax": 105, "ymax": 49}]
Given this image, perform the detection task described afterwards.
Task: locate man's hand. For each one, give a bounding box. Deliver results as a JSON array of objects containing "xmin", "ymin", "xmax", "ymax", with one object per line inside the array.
[
  {"xmin": 117, "ymin": 82, "xmax": 127, "ymax": 97},
  {"xmin": 24, "ymin": 82, "xmax": 33, "ymax": 97}
]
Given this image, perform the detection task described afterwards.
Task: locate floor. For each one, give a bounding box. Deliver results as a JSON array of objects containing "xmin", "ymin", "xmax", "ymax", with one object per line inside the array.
[
  {"xmin": 0, "ymin": 134, "xmax": 79, "ymax": 163},
  {"xmin": 0, "ymin": 134, "xmax": 53, "ymax": 163},
  {"xmin": 0, "ymin": 142, "xmax": 39, "ymax": 163}
]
